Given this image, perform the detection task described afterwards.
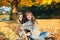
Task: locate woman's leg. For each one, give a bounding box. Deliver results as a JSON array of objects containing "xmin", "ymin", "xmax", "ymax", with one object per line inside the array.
[
  {"xmin": 38, "ymin": 37, "xmax": 45, "ymax": 40},
  {"xmin": 29, "ymin": 31, "xmax": 50, "ymax": 40},
  {"xmin": 29, "ymin": 35, "xmax": 39, "ymax": 40},
  {"xmin": 37, "ymin": 31, "xmax": 50, "ymax": 40},
  {"xmin": 39, "ymin": 31, "xmax": 50, "ymax": 38},
  {"xmin": 30, "ymin": 36, "xmax": 45, "ymax": 40}
]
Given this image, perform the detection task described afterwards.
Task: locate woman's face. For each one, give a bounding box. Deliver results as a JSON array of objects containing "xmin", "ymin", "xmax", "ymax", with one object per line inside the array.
[
  {"xmin": 26, "ymin": 13, "xmax": 32, "ymax": 20},
  {"xmin": 19, "ymin": 14, "xmax": 23, "ymax": 21}
]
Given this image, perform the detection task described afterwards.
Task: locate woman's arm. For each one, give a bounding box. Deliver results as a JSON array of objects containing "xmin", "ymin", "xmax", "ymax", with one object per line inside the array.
[{"xmin": 31, "ymin": 23, "xmax": 41, "ymax": 35}]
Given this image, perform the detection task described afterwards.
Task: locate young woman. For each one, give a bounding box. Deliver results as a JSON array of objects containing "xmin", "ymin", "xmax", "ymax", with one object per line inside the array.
[{"xmin": 23, "ymin": 11, "xmax": 50, "ymax": 40}]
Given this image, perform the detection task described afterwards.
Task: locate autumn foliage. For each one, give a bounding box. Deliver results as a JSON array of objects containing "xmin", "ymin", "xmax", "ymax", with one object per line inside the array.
[
  {"xmin": 0, "ymin": 0, "xmax": 60, "ymax": 7},
  {"xmin": 19, "ymin": 0, "xmax": 60, "ymax": 7}
]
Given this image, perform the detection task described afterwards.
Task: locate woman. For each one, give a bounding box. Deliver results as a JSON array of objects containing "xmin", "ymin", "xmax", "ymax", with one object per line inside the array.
[{"xmin": 23, "ymin": 11, "xmax": 50, "ymax": 40}]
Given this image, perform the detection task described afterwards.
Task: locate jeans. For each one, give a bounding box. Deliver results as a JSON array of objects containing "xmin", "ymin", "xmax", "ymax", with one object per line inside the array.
[{"xmin": 30, "ymin": 31, "xmax": 50, "ymax": 40}]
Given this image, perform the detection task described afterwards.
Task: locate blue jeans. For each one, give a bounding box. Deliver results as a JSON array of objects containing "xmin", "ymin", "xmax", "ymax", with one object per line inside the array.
[{"xmin": 30, "ymin": 31, "xmax": 50, "ymax": 40}]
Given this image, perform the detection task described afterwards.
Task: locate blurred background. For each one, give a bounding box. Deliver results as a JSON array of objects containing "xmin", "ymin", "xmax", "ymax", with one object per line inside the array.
[{"xmin": 0, "ymin": 0, "xmax": 60, "ymax": 40}]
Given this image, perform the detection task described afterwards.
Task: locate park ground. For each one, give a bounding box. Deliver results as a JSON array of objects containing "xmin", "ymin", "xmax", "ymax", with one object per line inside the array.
[{"xmin": 0, "ymin": 19, "xmax": 60, "ymax": 40}]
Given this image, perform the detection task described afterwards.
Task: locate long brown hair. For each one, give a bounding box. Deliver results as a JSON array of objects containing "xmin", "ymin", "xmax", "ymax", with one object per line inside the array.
[{"xmin": 25, "ymin": 11, "xmax": 36, "ymax": 25}]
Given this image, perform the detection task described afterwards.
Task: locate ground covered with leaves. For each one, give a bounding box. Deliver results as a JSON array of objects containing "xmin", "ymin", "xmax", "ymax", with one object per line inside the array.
[{"xmin": 0, "ymin": 19, "xmax": 60, "ymax": 40}]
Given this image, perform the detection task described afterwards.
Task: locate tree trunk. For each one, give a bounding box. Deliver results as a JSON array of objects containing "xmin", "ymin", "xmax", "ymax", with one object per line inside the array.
[
  {"xmin": 12, "ymin": 5, "xmax": 18, "ymax": 20},
  {"xmin": 7, "ymin": 0, "xmax": 20, "ymax": 20}
]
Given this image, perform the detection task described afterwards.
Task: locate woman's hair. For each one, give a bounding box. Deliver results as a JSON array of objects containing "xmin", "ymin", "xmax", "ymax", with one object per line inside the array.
[{"xmin": 25, "ymin": 11, "xmax": 36, "ymax": 25}]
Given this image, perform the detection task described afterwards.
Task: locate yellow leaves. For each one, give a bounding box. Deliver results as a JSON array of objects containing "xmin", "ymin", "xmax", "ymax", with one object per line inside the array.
[
  {"xmin": 37, "ymin": 19, "xmax": 60, "ymax": 38},
  {"xmin": 0, "ymin": 22, "xmax": 18, "ymax": 40},
  {"xmin": 0, "ymin": 27, "xmax": 18, "ymax": 40},
  {"xmin": 19, "ymin": 0, "xmax": 33, "ymax": 7},
  {"xmin": 41, "ymin": 0, "xmax": 47, "ymax": 5},
  {"xmin": 53, "ymin": 0, "xmax": 60, "ymax": 3},
  {"xmin": 19, "ymin": 0, "xmax": 43, "ymax": 7},
  {"xmin": 25, "ymin": 0, "xmax": 33, "ymax": 7},
  {"xmin": 34, "ymin": 0, "xmax": 42, "ymax": 6},
  {"xmin": 0, "ymin": 0, "xmax": 9, "ymax": 6},
  {"xmin": 46, "ymin": 0, "xmax": 52, "ymax": 5},
  {"xmin": 2, "ymin": 1, "xmax": 9, "ymax": 6},
  {"xmin": 0, "ymin": 19, "xmax": 60, "ymax": 40},
  {"xmin": 0, "ymin": 0, "xmax": 60, "ymax": 7},
  {"xmin": 17, "ymin": 0, "xmax": 60, "ymax": 7},
  {"xmin": 40, "ymin": 0, "xmax": 52, "ymax": 5},
  {"xmin": 9, "ymin": 0, "xmax": 13, "ymax": 2}
]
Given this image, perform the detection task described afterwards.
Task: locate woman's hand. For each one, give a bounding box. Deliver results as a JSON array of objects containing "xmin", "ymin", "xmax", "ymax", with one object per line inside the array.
[{"xmin": 31, "ymin": 31, "xmax": 35, "ymax": 35}]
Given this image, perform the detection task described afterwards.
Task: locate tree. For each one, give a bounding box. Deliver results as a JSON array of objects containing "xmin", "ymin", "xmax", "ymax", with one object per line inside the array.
[
  {"xmin": 6, "ymin": 0, "xmax": 21, "ymax": 20},
  {"xmin": 0, "ymin": 0, "xmax": 60, "ymax": 19},
  {"xmin": 0, "ymin": 0, "xmax": 21, "ymax": 20}
]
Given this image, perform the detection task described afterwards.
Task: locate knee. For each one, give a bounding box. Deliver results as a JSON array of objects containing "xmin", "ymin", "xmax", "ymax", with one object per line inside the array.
[{"xmin": 45, "ymin": 31, "xmax": 50, "ymax": 37}]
